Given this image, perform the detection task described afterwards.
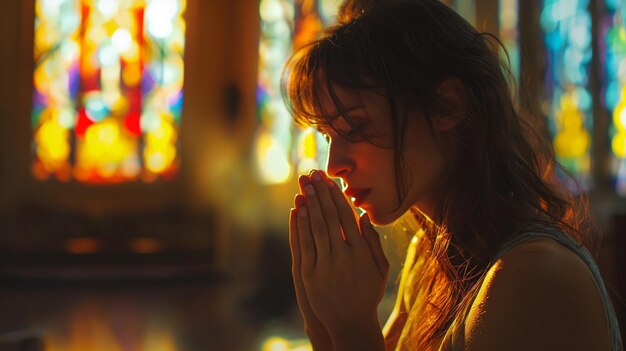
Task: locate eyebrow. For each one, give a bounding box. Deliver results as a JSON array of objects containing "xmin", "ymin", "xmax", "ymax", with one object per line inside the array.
[{"xmin": 324, "ymin": 106, "xmax": 366, "ymax": 119}]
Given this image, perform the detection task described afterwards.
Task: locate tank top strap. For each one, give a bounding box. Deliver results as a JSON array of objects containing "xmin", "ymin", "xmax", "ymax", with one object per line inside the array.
[
  {"xmin": 491, "ymin": 225, "xmax": 582, "ymax": 263},
  {"xmin": 439, "ymin": 226, "xmax": 623, "ymax": 351},
  {"xmin": 491, "ymin": 227, "xmax": 623, "ymax": 351}
]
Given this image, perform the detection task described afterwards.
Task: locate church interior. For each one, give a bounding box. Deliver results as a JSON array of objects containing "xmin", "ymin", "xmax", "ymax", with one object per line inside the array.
[{"xmin": 1, "ymin": 0, "xmax": 625, "ymax": 350}]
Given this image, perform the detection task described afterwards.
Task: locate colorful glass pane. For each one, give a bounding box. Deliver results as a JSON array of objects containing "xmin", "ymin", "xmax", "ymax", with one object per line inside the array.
[
  {"xmin": 32, "ymin": 0, "xmax": 185, "ymax": 183},
  {"xmin": 255, "ymin": 0, "xmax": 339, "ymax": 184},
  {"xmin": 499, "ymin": 0, "xmax": 520, "ymax": 81},
  {"xmin": 602, "ymin": 0, "xmax": 626, "ymax": 195},
  {"xmin": 540, "ymin": 0, "xmax": 592, "ymax": 191},
  {"xmin": 452, "ymin": 0, "xmax": 476, "ymax": 25}
]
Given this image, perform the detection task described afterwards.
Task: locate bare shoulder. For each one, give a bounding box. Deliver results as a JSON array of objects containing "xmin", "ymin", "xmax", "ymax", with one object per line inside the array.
[{"xmin": 464, "ymin": 236, "xmax": 611, "ymax": 351}]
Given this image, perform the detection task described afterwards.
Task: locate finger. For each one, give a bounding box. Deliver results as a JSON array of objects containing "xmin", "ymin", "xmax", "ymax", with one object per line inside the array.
[
  {"xmin": 360, "ymin": 213, "xmax": 389, "ymax": 276},
  {"xmin": 295, "ymin": 192, "xmax": 305, "ymax": 210},
  {"xmin": 299, "ymin": 175, "xmax": 326, "ymax": 255},
  {"xmin": 289, "ymin": 207, "xmax": 301, "ymax": 270},
  {"xmin": 303, "ymin": 181, "xmax": 332, "ymax": 262},
  {"xmin": 325, "ymin": 173, "xmax": 361, "ymax": 245},
  {"xmin": 290, "ymin": 209, "xmax": 317, "ymax": 321},
  {"xmin": 296, "ymin": 202, "xmax": 316, "ymax": 273},
  {"xmin": 298, "ymin": 174, "xmax": 311, "ymax": 196},
  {"xmin": 310, "ymin": 170, "xmax": 345, "ymax": 253}
]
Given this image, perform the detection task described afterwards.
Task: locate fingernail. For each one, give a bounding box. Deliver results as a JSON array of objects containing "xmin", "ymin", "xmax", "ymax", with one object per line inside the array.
[
  {"xmin": 305, "ymin": 184, "xmax": 315, "ymax": 196},
  {"xmin": 299, "ymin": 175, "xmax": 310, "ymax": 186},
  {"xmin": 295, "ymin": 194, "xmax": 304, "ymax": 208},
  {"xmin": 311, "ymin": 171, "xmax": 321, "ymax": 182}
]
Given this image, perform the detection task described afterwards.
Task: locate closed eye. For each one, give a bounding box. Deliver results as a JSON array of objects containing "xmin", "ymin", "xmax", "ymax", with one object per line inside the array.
[
  {"xmin": 346, "ymin": 124, "xmax": 365, "ymax": 136},
  {"xmin": 340, "ymin": 123, "xmax": 369, "ymax": 142},
  {"xmin": 317, "ymin": 122, "xmax": 367, "ymax": 142}
]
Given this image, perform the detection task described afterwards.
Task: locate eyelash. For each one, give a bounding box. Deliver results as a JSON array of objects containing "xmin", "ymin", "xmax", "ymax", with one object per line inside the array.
[
  {"xmin": 347, "ymin": 124, "xmax": 364, "ymax": 136},
  {"xmin": 319, "ymin": 124, "xmax": 365, "ymax": 142}
]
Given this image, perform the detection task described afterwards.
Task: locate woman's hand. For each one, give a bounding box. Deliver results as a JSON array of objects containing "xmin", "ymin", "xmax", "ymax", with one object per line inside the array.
[
  {"xmin": 290, "ymin": 190, "xmax": 333, "ymax": 350},
  {"xmin": 291, "ymin": 170, "xmax": 389, "ymax": 349}
]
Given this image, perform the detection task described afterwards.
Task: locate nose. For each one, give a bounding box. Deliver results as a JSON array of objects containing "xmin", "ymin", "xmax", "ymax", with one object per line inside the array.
[{"xmin": 325, "ymin": 137, "xmax": 353, "ymax": 180}]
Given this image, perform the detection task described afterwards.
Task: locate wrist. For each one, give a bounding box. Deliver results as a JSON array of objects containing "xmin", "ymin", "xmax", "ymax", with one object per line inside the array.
[
  {"xmin": 330, "ymin": 316, "xmax": 384, "ymax": 351},
  {"xmin": 307, "ymin": 334, "xmax": 333, "ymax": 351},
  {"xmin": 305, "ymin": 326, "xmax": 333, "ymax": 351}
]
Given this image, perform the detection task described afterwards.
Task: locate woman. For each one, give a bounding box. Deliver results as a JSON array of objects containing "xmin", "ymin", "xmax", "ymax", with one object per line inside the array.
[{"xmin": 284, "ymin": 0, "xmax": 624, "ymax": 350}]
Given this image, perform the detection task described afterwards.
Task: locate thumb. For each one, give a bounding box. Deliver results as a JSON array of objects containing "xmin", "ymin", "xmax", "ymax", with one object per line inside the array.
[{"xmin": 360, "ymin": 213, "xmax": 389, "ymax": 277}]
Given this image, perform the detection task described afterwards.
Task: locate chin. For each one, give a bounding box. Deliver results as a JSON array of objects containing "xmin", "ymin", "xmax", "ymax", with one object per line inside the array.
[
  {"xmin": 363, "ymin": 209, "xmax": 398, "ymax": 226},
  {"xmin": 363, "ymin": 200, "xmax": 412, "ymax": 226}
]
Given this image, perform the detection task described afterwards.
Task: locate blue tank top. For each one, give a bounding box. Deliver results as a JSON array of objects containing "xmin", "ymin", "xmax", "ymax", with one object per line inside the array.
[{"xmin": 438, "ymin": 227, "xmax": 624, "ymax": 351}]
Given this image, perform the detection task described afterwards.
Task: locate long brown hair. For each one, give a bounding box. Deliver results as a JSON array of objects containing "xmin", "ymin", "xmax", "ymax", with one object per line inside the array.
[{"xmin": 282, "ymin": 0, "xmax": 595, "ymax": 348}]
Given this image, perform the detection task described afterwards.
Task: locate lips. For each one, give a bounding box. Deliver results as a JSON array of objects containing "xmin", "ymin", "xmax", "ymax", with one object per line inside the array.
[{"xmin": 345, "ymin": 188, "xmax": 371, "ymax": 207}]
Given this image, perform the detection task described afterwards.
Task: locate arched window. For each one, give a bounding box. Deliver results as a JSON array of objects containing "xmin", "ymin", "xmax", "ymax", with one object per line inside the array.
[
  {"xmin": 255, "ymin": 0, "xmax": 338, "ymax": 185},
  {"xmin": 540, "ymin": 0, "xmax": 593, "ymax": 191},
  {"xmin": 32, "ymin": 0, "xmax": 186, "ymax": 183},
  {"xmin": 602, "ymin": 0, "xmax": 626, "ymax": 195},
  {"xmin": 500, "ymin": 0, "xmax": 520, "ymax": 81}
]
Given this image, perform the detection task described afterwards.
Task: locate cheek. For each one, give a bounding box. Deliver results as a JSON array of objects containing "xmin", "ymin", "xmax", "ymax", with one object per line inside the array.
[
  {"xmin": 402, "ymin": 143, "xmax": 448, "ymax": 205},
  {"xmin": 362, "ymin": 147, "xmax": 396, "ymax": 181},
  {"xmin": 362, "ymin": 151, "xmax": 405, "ymax": 219}
]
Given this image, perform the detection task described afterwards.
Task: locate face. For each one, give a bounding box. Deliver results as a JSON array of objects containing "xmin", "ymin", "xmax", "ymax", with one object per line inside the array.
[{"xmin": 318, "ymin": 84, "xmax": 450, "ymax": 225}]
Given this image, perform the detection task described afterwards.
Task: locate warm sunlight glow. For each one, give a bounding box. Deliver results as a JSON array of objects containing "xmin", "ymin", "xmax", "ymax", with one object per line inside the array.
[
  {"xmin": 128, "ymin": 237, "xmax": 163, "ymax": 254},
  {"xmin": 261, "ymin": 336, "xmax": 313, "ymax": 351},
  {"xmin": 256, "ymin": 129, "xmax": 292, "ymax": 184},
  {"xmin": 42, "ymin": 303, "xmax": 180, "ymax": 351},
  {"xmin": 66, "ymin": 237, "xmax": 102, "ymax": 254},
  {"xmin": 255, "ymin": 0, "xmax": 338, "ymax": 184}
]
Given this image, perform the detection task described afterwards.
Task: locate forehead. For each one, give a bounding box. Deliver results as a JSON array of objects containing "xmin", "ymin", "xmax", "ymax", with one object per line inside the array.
[
  {"xmin": 316, "ymin": 83, "xmax": 362, "ymax": 115},
  {"xmin": 315, "ymin": 82, "xmax": 390, "ymax": 124}
]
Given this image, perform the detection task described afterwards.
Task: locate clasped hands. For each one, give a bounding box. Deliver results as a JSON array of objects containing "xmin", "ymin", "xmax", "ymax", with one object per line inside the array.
[{"xmin": 289, "ymin": 170, "xmax": 389, "ymax": 351}]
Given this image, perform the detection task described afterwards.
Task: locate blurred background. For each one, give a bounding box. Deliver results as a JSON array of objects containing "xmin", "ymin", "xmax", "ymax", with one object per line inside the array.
[{"xmin": 0, "ymin": 0, "xmax": 625, "ymax": 350}]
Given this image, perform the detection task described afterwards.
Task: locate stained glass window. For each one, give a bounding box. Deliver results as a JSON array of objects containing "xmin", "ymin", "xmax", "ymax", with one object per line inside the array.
[
  {"xmin": 540, "ymin": 0, "xmax": 593, "ymax": 191},
  {"xmin": 255, "ymin": 0, "xmax": 339, "ymax": 185},
  {"xmin": 451, "ymin": 0, "xmax": 476, "ymax": 25},
  {"xmin": 32, "ymin": 0, "xmax": 186, "ymax": 183},
  {"xmin": 499, "ymin": 0, "xmax": 520, "ymax": 81},
  {"xmin": 451, "ymin": 1, "xmax": 520, "ymax": 81},
  {"xmin": 602, "ymin": 0, "xmax": 626, "ymax": 195}
]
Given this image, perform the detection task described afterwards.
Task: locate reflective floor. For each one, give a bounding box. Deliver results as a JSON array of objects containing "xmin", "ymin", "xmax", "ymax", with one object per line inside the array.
[
  {"xmin": 0, "ymin": 279, "xmax": 308, "ymax": 351},
  {"xmin": 0, "ymin": 227, "xmax": 408, "ymax": 351}
]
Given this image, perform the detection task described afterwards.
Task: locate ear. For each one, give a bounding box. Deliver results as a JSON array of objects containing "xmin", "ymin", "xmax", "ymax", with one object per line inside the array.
[{"xmin": 433, "ymin": 77, "xmax": 466, "ymax": 131}]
